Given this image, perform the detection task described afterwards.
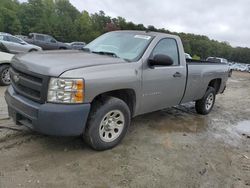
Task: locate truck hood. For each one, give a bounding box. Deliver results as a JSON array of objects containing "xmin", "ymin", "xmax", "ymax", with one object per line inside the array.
[{"xmin": 12, "ymin": 50, "xmax": 127, "ymax": 77}]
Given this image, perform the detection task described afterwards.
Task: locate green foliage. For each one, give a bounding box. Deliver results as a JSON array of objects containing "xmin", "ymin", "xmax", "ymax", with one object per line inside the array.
[
  {"xmin": 0, "ymin": 0, "xmax": 249, "ymax": 64},
  {"xmin": 192, "ymin": 55, "xmax": 201, "ymax": 60},
  {"xmin": 0, "ymin": 0, "xmax": 21, "ymax": 33}
]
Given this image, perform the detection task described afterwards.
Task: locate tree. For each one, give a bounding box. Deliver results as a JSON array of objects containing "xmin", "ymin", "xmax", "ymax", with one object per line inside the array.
[
  {"xmin": 147, "ymin": 25, "xmax": 157, "ymax": 31},
  {"xmin": 104, "ymin": 22, "xmax": 120, "ymax": 32},
  {"xmin": 91, "ymin": 11, "xmax": 111, "ymax": 34},
  {"xmin": 0, "ymin": 0, "xmax": 21, "ymax": 34},
  {"xmin": 75, "ymin": 11, "xmax": 99, "ymax": 42}
]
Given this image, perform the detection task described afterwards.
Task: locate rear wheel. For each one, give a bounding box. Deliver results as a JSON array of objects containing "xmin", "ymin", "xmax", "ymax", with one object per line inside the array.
[
  {"xmin": 0, "ymin": 65, "xmax": 10, "ymax": 86},
  {"xmin": 84, "ymin": 97, "xmax": 131, "ymax": 151},
  {"xmin": 195, "ymin": 87, "xmax": 216, "ymax": 115}
]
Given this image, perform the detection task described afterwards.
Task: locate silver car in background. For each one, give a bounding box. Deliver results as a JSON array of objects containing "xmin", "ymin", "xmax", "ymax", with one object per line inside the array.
[
  {"xmin": 66, "ymin": 42, "xmax": 86, "ymax": 50},
  {"xmin": 0, "ymin": 32, "xmax": 42, "ymax": 54},
  {"xmin": 206, "ymin": 57, "xmax": 228, "ymax": 64},
  {"xmin": 206, "ymin": 56, "xmax": 233, "ymax": 77}
]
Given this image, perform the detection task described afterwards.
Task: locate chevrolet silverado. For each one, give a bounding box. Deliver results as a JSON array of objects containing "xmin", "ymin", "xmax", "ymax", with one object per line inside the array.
[{"xmin": 5, "ymin": 31, "xmax": 229, "ymax": 150}]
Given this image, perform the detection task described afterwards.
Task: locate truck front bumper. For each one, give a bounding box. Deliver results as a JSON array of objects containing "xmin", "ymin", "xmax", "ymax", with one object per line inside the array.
[{"xmin": 5, "ymin": 86, "xmax": 90, "ymax": 136}]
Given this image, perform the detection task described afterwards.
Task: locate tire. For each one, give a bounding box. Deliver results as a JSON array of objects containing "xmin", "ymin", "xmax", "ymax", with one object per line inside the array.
[
  {"xmin": 0, "ymin": 65, "xmax": 10, "ymax": 86},
  {"xmin": 195, "ymin": 87, "xmax": 216, "ymax": 115},
  {"xmin": 84, "ymin": 97, "xmax": 131, "ymax": 151},
  {"xmin": 228, "ymin": 70, "xmax": 232, "ymax": 77}
]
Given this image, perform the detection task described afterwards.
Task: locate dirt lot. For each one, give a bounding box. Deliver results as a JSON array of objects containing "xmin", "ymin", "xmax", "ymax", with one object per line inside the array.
[{"xmin": 0, "ymin": 71, "xmax": 249, "ymax": 188}]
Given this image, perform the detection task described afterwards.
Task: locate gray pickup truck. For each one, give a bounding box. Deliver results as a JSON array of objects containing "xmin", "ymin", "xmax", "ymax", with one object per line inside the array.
[
  {"xmin": 5, "ymin": 31, "xmax": 229, "ymax": 150},
  {"xmin": 24, "ymin": 33, "xmax": 70, "ymax": 50}
]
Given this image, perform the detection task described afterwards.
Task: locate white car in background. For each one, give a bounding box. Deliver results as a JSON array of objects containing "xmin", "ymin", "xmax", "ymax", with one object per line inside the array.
[
  {"xmin": 247, "ymin": 64, "xmax": 250, "ymax": 72},
  {"xmin": 185, "ymin": 53, "xmax": 192, "ymax": 59},
  {"xmin": 206, "ymin": 57, "xmax": 228, "ymax": 64},
  {"xmin": 231, "ymin": 63, "xmax": 250, "ymax": 72},
  {"xmin": 238, "ymin": 64, "xmax": 249, "ymax": 72},
  {"xmin": 0, "ymin": 32, "xmax": 42, "ymax": 54},
  {"xmin": 0, "ymin": 50, "xmax": 14, "ymax": 85}
]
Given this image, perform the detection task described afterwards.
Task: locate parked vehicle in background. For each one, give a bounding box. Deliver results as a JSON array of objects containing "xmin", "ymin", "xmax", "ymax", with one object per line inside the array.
[
  {"xmin": 231, "ymin": 63, "xmax": 245, "ymax": 72},
  {"xmin": 185, "ymin": 53, "xmax": 192, "ymax": 59},
  {"xmin": 0, "ymin": 32, "xmax": 11, "ymax": 36},
  {"xmin": 247, "ymin": 64, "xmax": 250, "ymax": 72},
  {"xmin": 0, "ymin": 33, "xmax": 42, "ymax": 54},
  {"xmin": 206, "ymin": 57, "xmax": 228, "ymax": 64},
  {"xmin": 0, "ymin": 44, "xmax": 14, "ymax": 85},
  {"xmin": 5, "ymin": 31, "xmax": 229, "ymax": 150},
  {"xmin": 24, "ymin": 33, "xmax": 71, "ymax": 50},
  {"xmin": 236, "ymin": 64, "xmax": 249, "ymax": 72},
  {"xmin": 15, "ymin": 35, "xmax": 29, "ymax": 40},
  {"xmin": 66, "ymin": 42, "xmax": 86, "ymax": 50},
  {"xmin": 206, "ymin": 57, "xmax": 232, "ymax": 77}
]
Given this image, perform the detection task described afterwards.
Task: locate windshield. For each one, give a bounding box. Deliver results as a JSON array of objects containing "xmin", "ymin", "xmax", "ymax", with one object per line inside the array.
[{"xmin": 85, "ymin": 32, "xmax": 153, "ymax": 62}]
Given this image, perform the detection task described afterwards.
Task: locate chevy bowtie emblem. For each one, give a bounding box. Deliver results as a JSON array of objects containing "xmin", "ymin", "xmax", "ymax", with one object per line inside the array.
[{"xmin": 13, "ymin": 74, "xmax": 20, "ymax": 83}]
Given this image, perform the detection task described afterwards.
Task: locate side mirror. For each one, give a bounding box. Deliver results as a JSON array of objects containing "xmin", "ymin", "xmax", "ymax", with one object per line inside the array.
[
  {"xmin": 148, "ymin": 54, "xmax": 174, "ymax": 66},
  {"xmin": 20, "ymin": 41, "xmax": 26, "ymax": 45}
]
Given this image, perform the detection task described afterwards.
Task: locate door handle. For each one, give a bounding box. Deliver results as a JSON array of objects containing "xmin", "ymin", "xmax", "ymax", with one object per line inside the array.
[{"xmin": 173, "ymin": 72, "xmax": 182, "ymax": 78}]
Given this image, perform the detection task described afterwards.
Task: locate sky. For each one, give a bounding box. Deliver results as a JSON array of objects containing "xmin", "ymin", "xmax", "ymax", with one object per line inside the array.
[{"xmin": 19, "ymin": 0, "xmax": 250, "ymax": 48}]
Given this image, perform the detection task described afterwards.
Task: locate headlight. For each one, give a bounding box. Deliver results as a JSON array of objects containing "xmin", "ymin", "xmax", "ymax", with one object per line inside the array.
[{"xmin": 47, "ymin": 78, "xmax": 84, "ymax": 103}]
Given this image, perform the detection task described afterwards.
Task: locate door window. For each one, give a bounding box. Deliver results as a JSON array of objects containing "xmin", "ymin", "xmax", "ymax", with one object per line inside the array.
[
  {"xmin": 152, "ymin": 38, "xmax": 179, "ymax": 66},
  {"xmin": 35, "ymin": 35, "xmax": 45, "ymax": 41},
  {"xmin": 0, "ymin": 35, "xmax": 9, "ymax": 41},
  {"xmin": 45, "ymin": 36, "xmax": 56, "ymax": 43},
  {"xmin": 6, "ymin": 36, "xmax": 23, "ymax": 44}
]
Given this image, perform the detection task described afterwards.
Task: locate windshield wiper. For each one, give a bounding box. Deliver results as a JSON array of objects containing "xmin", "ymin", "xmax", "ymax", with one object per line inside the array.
[
  {"xmin": 83, "ymin": 50, "xmax": 130, "ymax": 62},
  {"xmin": 92, "ymin": 51, "xmax": 130, "ymax": 62},
  {"xmin": 92, "ymin": 51, "xmax": 119, "ymax": 58}
]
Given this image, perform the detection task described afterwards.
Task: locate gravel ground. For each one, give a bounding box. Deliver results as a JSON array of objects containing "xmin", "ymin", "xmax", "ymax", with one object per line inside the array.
[{"xmin": 0, "ymin": 71, "xmax": 249, "ymax": 188}]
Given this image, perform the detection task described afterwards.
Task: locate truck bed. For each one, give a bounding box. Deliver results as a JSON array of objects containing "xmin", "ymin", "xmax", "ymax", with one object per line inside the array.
[
  {"xmin": 186, "ymin": 59, "xmax": 227, "ymax": 65},
  {"xmin": 181, "ymin": 60, "xmax": 229, "ymax": 103}
]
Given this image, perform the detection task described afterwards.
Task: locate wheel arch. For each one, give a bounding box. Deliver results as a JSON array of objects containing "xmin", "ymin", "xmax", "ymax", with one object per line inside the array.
[
  {"xmin": 0, "ymin": 63, "xmax": 11, "ymax": 86},
  {"xmin": 90, "ymin": 89, "xmax": 136, "ymax": 117},
  {"xmin": 0, "ymin": 62, "xmax": 10, "ymax": 66},
  {"xmin": 208, "ymin": 78, "xmax": 222, "ymax": 94}
]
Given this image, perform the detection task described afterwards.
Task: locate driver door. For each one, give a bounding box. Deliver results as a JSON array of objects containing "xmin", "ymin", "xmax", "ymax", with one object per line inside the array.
[
  {"xmin": 45, "ymin": 36, "xmax": 58, "ymax": 50},
  {"xmin": 140, "ymin": 38, "xmax": 186, "ymax": 114}
]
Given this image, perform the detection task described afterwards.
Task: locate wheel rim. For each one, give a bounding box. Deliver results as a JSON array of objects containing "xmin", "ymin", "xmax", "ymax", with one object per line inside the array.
[
  {"xmin": 2, "ymin": 68, "xmax": 10, "ymax": 85},
  {"xmin": 99, "ymin": 110, "xmax": 125, "ymax": 142},
  {"xmin": 205, "ymin": 93, "xmax": 214, "ymax": 111}
]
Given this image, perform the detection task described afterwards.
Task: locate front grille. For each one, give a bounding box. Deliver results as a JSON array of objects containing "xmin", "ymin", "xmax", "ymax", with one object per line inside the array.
[{"xmin": 10, "ymin": 67, "xmax": 49, "ymax": 103}]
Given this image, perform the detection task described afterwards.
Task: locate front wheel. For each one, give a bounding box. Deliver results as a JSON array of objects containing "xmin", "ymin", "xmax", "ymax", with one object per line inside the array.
[
  {"xmin": 0, "ymin": 65, "xmax": 10, "ymax": 86},
  {"xmin": 84, "ymin": 97, "xmax": 131, "ymax": 151},
  {"xmin": 195, "ymin": 87, "xmax": 216, "ymax": 115}
]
